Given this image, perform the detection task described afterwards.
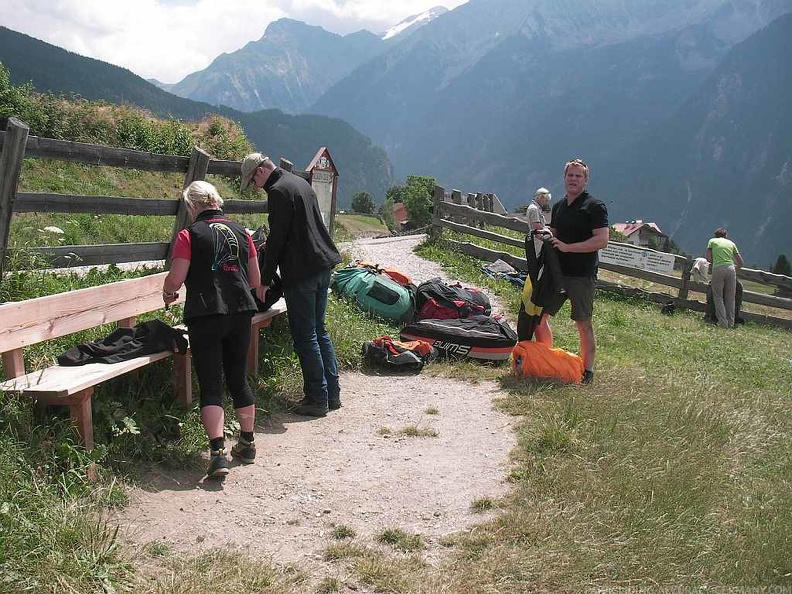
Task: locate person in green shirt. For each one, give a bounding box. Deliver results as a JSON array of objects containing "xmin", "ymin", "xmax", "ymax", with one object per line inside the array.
[{"xmin": 706, "ymin": 227, "xmax": 744, "ymax": 328}]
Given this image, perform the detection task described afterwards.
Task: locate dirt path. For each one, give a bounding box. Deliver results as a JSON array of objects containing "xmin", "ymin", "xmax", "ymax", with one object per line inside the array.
[{"xmin": 114, "ymin": 235, "xmax": 517, "ymax": 576}]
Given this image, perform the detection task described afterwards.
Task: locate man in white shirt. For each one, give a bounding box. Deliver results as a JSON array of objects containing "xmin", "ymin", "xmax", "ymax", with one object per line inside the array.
[
  {"xmin": 526, "ymin": 187, "xmax": 551, "ymax": 255},
  {"xmin": 691, "ymin": 256, "xmax": 710, "ymax": 284}
]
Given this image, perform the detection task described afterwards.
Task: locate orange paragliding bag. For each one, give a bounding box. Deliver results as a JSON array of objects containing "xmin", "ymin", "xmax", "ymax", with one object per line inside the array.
[
  {"xmin": 511, "ymin": 340, "xmax": 584, "ymax": 384},
  {"xmin": 353, "ymin": 259, "xmax": 413, "ymax": 286}
]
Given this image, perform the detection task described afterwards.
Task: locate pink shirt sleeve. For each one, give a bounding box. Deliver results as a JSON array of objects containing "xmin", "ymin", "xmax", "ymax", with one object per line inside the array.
[
  {"xmin": 172, "ymin": 228, "xmax": 192, "ymax": 260},
  {"xmin": 247, "ymin": 233, "xmax": 257, "ymax": 259}
]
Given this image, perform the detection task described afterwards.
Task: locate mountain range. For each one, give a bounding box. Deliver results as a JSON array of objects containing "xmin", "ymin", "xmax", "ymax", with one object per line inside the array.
[
  {"xmin": 0, "ymin": 26, "xmax": 393, "ymax": 203},
  {"xmin": 160, "ymin": 8, "xmax": 448, "ymax": 114},
  {"xmin": 604, "ymin": 11, "xmax": 792, "ymax": 263},
  {"xmin": 161, "ymin": 19, "xmax": 385, "ymax": 114},
  {"xmin": 307, "ymin": 0, "xmax": 792, "ymax": 265},
  {"xmin": 2, "ymin": 0, "xmax": 792, "ymax": 264}
]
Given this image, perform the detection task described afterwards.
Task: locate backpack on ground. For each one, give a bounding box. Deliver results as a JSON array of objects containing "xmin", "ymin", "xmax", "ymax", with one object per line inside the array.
[
  {"xmin": 331, "ymin": 266, "xmax": 416, "ymax": 324},
  {"xmin": 414, "ymin": 278, "xmax": 491, "ymax": 320},
  {"xmin": 511, "ymin": 340, "xmax": 584, "ymax": 384},
  {"xmin": 400, "ymin": 315, "xmax": 517, "ymax": 362},
  {"xmin": 362, "ymin": 335, "xmax": 437, "ymax": 371}
]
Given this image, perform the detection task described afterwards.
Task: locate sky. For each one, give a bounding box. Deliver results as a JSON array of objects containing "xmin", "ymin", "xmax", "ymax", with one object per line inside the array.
[{"xmin": 1, "ymin": 0, "xmax": 469, "ymax": 84}]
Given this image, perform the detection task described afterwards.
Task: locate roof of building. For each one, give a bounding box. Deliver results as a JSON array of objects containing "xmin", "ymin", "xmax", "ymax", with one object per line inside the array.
[
  {"xmin": 305, "ymin": 147, "xmax": 337, "ymax": 173},
  {"xmin": 612, "ymin": 221, "xmax": 665, "ymax": 237}
]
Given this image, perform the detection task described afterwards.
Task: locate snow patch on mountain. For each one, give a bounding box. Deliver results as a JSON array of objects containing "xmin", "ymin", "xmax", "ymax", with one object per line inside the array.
[{"xmin": 383, "ymin": 6, "xmax": 448, "ymax": 40}]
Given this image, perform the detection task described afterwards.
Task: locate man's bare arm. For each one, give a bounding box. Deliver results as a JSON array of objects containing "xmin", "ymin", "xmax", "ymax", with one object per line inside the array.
[{"xmin": 550, "ymin": 226, "xmax": 609, "ymax": 253}]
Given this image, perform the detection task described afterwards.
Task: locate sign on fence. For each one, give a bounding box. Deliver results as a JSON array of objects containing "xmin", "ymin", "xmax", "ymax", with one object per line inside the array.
[
  {"xmin": 307, "ymin": 148, "xmax": 338, "ymax": 232},
  {"xmin": 599, "ymin": 243, "xmax": 676, "ymax": 274}
]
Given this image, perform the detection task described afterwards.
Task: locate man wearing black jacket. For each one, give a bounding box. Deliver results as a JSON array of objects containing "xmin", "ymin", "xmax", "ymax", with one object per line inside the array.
[{"xmin": 241, "ymin": 153, "xmax": 342, "ymax": 416}]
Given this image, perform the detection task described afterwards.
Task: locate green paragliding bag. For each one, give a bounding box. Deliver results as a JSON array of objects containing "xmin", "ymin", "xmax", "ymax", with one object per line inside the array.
[{"xmin": 331, "ymin": 266, "xmax": 415, "ymax": 324}]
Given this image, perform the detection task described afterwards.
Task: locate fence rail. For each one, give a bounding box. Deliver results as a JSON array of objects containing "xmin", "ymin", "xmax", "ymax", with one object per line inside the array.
[
  {"xmin": 0, "ymin": 118, "xmax": 282, "ymax": 274},
  {"xmin": 431, "ymin": 185, "xmax": 792, "ymax": 329}
]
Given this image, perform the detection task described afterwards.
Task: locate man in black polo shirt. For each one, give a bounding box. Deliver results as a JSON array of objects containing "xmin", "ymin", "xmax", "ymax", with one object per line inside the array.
[{"xmin": 548, "ymin": 158, "xmax": 609, "ymax": 384}]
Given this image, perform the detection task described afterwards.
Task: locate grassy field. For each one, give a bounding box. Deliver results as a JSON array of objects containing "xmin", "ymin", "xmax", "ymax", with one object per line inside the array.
[
  {"xmin": 2, "ymin": 224, "xmax": 791, "ymax": 592},
  {"xmin": 335, "ymin": 213, "xmax": 390, "ymax": 238},
  {"xmin": 412, "ymin": 240, "xmax": 792, "ymax": 590}
]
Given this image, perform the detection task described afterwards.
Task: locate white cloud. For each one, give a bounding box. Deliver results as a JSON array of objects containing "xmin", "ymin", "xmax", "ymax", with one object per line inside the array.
[{"xmin": 0, "ymin": 0, "xmax": 466, "ymax": 83}]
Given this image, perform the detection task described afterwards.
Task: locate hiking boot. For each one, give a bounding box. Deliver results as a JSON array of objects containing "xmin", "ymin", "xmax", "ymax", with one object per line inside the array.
[
  {"xmin": 581, "ymin": 369, "xmax": 594, "ymax": 385},
  {"xmin": 231, "ymin": 438, "xmax": 256, "ymax": 464},
  {"xmin": 293, "ymin": 402, "xmax": 328, "ymax": 417},
  {"xmin": 207, "ymin": 449, "xmax": 230, "ymax": 479},
  {"xmin": 328, "ymin": 398, "xmax": 342, "ymax": 411}
]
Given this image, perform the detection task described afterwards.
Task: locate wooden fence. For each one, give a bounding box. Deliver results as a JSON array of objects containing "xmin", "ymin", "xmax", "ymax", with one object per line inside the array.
[
  {"xmin": 0, "ymin": 117, "xmax": 312, "ymax": 275},
  {"xmin": 431, "ymin": 185, "xmax": 792, "ymax": 329}
]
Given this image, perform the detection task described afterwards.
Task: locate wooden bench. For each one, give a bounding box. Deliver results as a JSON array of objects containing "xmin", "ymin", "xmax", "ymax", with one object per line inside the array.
[
  {"xmin": 248, "ymin": 297, "xmax": 288, "ymax": 375},
  {"xmin": 0, "ymin": 272, "xmax": 287, "ymax": 449}
]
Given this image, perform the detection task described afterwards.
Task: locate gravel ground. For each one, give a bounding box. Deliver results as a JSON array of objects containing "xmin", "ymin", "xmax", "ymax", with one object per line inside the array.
[{"xmin": 113, "ymin": 234, "xmax": 518, "ymax": 591}]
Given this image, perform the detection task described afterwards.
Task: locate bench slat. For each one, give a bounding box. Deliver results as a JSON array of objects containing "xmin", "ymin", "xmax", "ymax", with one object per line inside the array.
[
  {"xmin": 0, "ymin": 300, "xmax": 287, "ymax": 397},
  {"xmin": 0, "ymin": 350, "xmax": 176, "ymax": 398},
  {"xmin": 0, "ymin": 272, "xmax": 184, "ymax": 352},
  {"xmin": 251, "ymin": 298, "xmax": 288, "ymax": 326},
  {"xmin": 1, "ymin": 284, "xmax": 286, "ymax": 451}
]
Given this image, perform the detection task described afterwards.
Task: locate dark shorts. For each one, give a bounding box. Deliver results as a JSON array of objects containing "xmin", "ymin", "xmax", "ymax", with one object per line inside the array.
[
  {"xmin": 544, "ymin": 276, "xmax": 596, "ymax": 322},
  {"xmin": 560, "ymin": 275, "xmax": 595, "ymax": 321}
]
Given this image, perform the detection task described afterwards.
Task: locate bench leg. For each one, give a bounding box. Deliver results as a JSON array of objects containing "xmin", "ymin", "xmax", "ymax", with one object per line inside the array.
[
  {"xmin": 33, "ymin": 391, "xmax": 94, "ymax": 451},
  {"xmin": 247, "ymin": 322, "xmax": 261, "ymax": 375},
  {"xmin": 68, "ymin": 388, "xmax": 95, "ymax": 450},
  {"xmin": 117, "ymin": 316, "xmax": 136, "ymax": 329},
  {"xmin": 174, "ymin": 352, "xmax": 192, "ymax": 405},
  {"xmin": 2, "ymin": 349, "xmax": 25, "ymax": 378}
]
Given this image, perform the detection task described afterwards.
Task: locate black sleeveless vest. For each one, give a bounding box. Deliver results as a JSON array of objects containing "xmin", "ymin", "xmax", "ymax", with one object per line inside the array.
[{"xmin": 183, "ymin": 210, "xmax": 258, "ymax": 322}]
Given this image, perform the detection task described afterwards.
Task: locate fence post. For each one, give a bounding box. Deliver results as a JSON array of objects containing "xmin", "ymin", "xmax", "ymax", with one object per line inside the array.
[
  {"xmin": 477, "ymin": 194, "xmax": 488, "ymax": 227},
  {"xmin": 446, "ymin": 188, "xmax": 460, "ymax": 225},
  {"xmin": 0, "ymin": 117, "xmax": 30, "ymax": 278},
  {"xmin": 166, "ymin": 146, "xmax": 211, "ymax": 265},
  {"xmin": 678, "ymin": 258, "xmax": 693, "ymax": 299},
  {"xmin": 429, "ymin": 185, "xmax": 445, "ymax": 240}
]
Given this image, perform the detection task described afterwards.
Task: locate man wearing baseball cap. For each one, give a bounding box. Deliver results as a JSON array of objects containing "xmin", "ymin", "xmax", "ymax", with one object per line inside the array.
[{"xmin": 241, "ymin": 152, "xmax": 342, "ymax": 416}]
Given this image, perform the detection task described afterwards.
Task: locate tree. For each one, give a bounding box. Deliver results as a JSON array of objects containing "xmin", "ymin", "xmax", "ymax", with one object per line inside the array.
[
  {"xmin": 386, "ymin": 185, "xmax": 407, "ymax": 204},
  {"xmin": 351, "ymin": 191, "xmax": 375, "ymax": 214},
  {"xmin": 771, "ymin": 254, "xmax": 791, "ymax": 276},
  {"xmin": 402, "ymin": 175, "xmax": 436, "ymax": 228},
  {"xmin": 609, "ymin": 227, "xmax": 629, "ymax": 243},
  {"xmin": 379, "ymin": 197, "xmax": 396, "ymax": 231}
]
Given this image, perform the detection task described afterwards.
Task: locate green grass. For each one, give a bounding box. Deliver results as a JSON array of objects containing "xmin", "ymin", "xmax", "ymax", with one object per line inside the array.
[
  {"xmin": 330, "ymin": 525, "xmax": 357, "ymax": 540},
  {"xmin": 335, "ymin": 213, "xmax": 389, "ymax": 238},
  {"xmin": 377, "ymin": 425, "xmax": 438, "ymax": 437},
  {"xmin": 130, "ymin": 549, "xmax": 301, "ymax": 592},
  {"xmin": 413, "ymin": 232, "xmax": 792, "ymax": 589},
  {"xmin": 470, "ymin": 497, "xmax": 497, "ymax": 513},
  {"xmin": 2, "ymin": 229, "xmax": 791, "ymax": 592},
  {"xmin": 8, "ymin": 160, "xmax": 271, "ymax": 254},
  {"xmin": 396, "ymin": 425, "xmax": 439, "ymax": 438},
  {"xmin": 377, "ymin": 528, "xmax": 425, "ymax": 553}
]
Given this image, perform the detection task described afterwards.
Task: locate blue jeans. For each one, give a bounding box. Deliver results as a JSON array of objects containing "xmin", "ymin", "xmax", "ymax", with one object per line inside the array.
[{"xmin": 283, "ymin": 269, "xmax": 340, "ymax": 405}]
